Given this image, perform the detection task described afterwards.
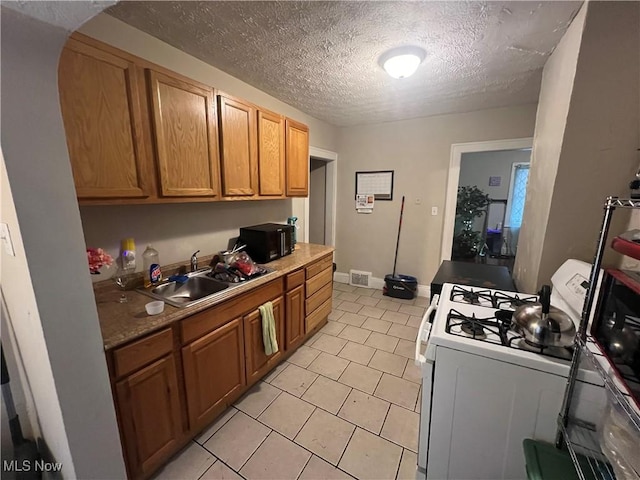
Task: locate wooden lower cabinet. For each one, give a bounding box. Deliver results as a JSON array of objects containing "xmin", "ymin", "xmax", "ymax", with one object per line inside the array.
[
  {"xmin": 285, "ymin": 285, "xmax": 305, "ymax": 350},
  {"xmin": 181, "ymin": 318, "xmax": 246, "ymax": 432},
  {"xmin": 244, "ymin": 296, "xmax": 285, "ymax": 386},
  {"xmin": 110, "ymin": 255, "xmax": 334, "ymax": 479},
  {"xmin": 115, "ymin": 354, "xmax": 184, "ymax": 479}
]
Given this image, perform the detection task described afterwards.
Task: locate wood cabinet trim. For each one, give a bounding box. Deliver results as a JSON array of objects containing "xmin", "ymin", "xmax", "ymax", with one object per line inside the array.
[
  {"xmin": 305, "ymin": 281, "xmax": 332, "ymax": 315},
  {"xmin": 306, "ymin": 297, "xmax": 332, "ymax": 332},
  {"xmin": 59, "ymin": 39, "xmax": 151, "ymax": 199},
  {"xmin": 285, "ymin": 118, "xmax": 310, "ymax": 197},
  {"xmin": 181, "ymin": 318, "xmax": 246, "ymax": 431},
  {"xmin": 147, "ymin": 69, "xmax": 220, "ymax": 198},
  {"xmin": 115, "ymin": 354, "xmax": 183, "ymax": 478},
  {"xmin": 244, "ymin": 296, "xmax": 285, "ymax": 386},
  {"xmin": 257, "ymin": 109, "xmax": 285, "ymax": 197},
  {"xmin": 285, "ymin": 269, "xmax": 305, "ymax": 290},
  {"xmin": 113, "ymin": 328, "xmax": 174, "ymax": 379},
  {"xmin": 285, "ymin": 285, "xmax": 305, "ymax": 351},
  {"xmin": 218, "ymin": 94, "xmax": 258, "ymax": 197},
  {"xmin": 306, "ymin": 254, "xmax": 333, "ymax": 280},
  {"xmin": 305, "ymin": 266, "xmax": 333, "ymax": 298},
  {"xmin": 181, "ymin": 278, "xmax": 284, "ymax": 344}
]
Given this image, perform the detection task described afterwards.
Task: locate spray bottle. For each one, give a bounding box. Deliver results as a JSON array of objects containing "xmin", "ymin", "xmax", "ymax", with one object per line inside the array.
[{"xmin": 287, "ymin": 217, "xmax": 298, "ymax": 248}]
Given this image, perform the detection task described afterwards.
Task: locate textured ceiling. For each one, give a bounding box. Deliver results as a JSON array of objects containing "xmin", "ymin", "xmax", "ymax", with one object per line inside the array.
[{"xmin": 107, "ymin": 1, "xmax": 581, "ymax": 127}]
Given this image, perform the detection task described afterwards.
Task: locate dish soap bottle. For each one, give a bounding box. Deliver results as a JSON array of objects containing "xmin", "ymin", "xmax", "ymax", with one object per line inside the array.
[{"xmin": 143, "ymin": 245, "xmax": 162, "ymax": 287}]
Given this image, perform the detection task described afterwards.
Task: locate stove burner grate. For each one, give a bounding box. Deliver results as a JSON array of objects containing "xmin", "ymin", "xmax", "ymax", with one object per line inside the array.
[
  {"xmin": 445, "ymin": 308, "xmax": 574, "ymax": 361},
  {"xmin": 450, "ymin": 286, "xmax": 496, "ymax": 308},
  {"xmin": 461, "ymin": 320, "xmax": 486, "ymax": 339},
  {"xmin": 493, "ymin": 291, "xmax": 538, "ymax": 310}
]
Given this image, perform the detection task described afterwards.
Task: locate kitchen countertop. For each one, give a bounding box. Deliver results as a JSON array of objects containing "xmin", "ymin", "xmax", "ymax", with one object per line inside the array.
[{"xmin": 96, "ymin": 243, "xmax": 334, "ymax": 350}]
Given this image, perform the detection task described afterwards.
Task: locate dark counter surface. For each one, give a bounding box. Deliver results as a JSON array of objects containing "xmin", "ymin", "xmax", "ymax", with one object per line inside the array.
[{"xmin": 431, "ymin": 260, "xmax": 517, "ymax": 298}]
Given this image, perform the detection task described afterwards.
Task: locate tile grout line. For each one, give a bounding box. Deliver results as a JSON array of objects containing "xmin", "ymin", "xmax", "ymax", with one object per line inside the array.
[{"xmin": 241, "ymin": 383, "xmax": 416, "ymax": 467}]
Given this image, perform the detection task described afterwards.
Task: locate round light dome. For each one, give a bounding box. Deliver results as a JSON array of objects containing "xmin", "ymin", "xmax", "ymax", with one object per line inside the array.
[{"xmin": 379, "ymin": 46, "xmax": 427, "ymax": 79}]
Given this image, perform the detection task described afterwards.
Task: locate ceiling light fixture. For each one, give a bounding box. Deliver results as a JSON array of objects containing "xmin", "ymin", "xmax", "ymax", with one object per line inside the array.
[{"xmin": 379, "ymin": 46, "xmax": 426, "ymax": 79}]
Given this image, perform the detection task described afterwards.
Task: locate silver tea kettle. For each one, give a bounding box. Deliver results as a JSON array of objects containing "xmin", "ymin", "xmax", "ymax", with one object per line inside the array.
[{"xmin": 512, "ymin": 285, "xmax": 577, "ymax": 348}]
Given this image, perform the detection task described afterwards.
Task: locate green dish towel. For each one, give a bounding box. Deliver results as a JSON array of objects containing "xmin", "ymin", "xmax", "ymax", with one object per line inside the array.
[{"xmin": 259, "ymin": 301, "xmax": 279, "ymax": 356}]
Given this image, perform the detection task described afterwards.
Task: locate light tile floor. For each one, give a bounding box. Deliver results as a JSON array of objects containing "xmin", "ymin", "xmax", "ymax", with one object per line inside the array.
[{"xmin": 153, "ymin": 283, "xmax": 427, "ymax": 480}]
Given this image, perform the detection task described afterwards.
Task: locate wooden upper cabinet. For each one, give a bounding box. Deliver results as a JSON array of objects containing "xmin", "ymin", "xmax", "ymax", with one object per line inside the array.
[
  {"xmin": 148, "ymin": 70, "xmax": 220, "ymax": 197},
  {"xmin": 58, "ymin": 38, "xmax": 150, "ymax": 199},
  {"xmin": 257, "ymin": 110, "xmax": 285, "ymax": 197},
  {"xmin": 218, "ymin": 95, "xmax": 258, "ymax": 197},
  {"xmin": 115, "ymin": 355, "xmax": 183, "ymax": 478},
  {"xmin": 285, "ymin": 119, "xmax": 310, "ymax": 197}
]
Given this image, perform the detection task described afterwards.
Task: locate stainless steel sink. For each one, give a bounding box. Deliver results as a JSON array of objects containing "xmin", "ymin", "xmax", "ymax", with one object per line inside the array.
[
  {"xmin": 138, "ymin": 265, "xmax": 277, "ymax": 308},
  {"xmin": 139, "ymin": 271, "xmax": 229, "ymax": 307}
]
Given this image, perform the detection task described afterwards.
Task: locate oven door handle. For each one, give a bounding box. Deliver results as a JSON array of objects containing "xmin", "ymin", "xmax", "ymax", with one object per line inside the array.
[{"xmin": 415, "ymin": 294, "xmax": 439, "ymax": 366}]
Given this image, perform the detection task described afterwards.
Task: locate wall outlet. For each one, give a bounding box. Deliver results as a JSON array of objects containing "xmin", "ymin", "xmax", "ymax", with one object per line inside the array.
[{"xmin": 431, "ymin": 207, "xmax": 438, "ymax": 216}]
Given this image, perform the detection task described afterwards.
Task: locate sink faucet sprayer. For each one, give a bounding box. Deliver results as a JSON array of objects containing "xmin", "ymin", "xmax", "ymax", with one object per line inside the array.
[{"xmin": 190, "ymin": 250, "xmax": 200, "ymax": 272}]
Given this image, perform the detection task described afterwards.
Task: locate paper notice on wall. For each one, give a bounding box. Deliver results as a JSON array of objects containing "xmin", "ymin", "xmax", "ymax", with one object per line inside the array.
[{"xmin": 356, "ymin": 194, "xmax": 374, "ymax": 214}]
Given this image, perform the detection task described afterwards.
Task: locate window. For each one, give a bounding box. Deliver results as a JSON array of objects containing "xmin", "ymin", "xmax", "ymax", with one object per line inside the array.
[{"xmin": 505, "ymin": 163, "xmax": 530, "ymax": 228}]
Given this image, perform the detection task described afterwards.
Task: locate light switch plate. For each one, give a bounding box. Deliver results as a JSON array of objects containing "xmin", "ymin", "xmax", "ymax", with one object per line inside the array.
[{"xmin": 1, "ymin": 223, "xmax": 15, "ymax": 256}]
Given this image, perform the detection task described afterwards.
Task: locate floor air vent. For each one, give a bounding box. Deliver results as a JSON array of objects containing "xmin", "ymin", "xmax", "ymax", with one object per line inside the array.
[{"xmin": 349, "ymin": 270, "xmax": 371, "ymax": 288}]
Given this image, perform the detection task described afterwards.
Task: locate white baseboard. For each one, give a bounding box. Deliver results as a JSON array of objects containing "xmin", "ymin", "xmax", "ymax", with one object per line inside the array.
[{"xmin": 333, "ymin": 271, "xmax": 430, "ymax": 299}]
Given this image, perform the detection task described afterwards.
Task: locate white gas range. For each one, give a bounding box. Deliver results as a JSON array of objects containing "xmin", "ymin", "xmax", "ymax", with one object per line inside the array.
[{"xmin": 415, "ymin": 260, "xmax": 606, "ymax": 480}]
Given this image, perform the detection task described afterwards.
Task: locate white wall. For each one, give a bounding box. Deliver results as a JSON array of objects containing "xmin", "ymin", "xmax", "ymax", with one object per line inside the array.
[
  {"xmin": 1, "ymin": 5, "xmax": 126, "ymax": 478},
  {"xmin": 335, "ymin": 104, "xmax": 537, "ymax": 284},
  {"xmin": 514, "ymin": 2, "xmax": 640, "ymax": 292},
  {"xmin": 81, "ymin": 201, "xmax": 292, "ymax": 277},
  {"xmin": 77, "ymin": 13, "xmax": 341, "ymax": 250}
]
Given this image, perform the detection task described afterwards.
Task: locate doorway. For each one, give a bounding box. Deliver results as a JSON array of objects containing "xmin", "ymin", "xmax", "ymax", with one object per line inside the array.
[
  {"xmin": 442, "ymin": 138, "xmax": 533, "ymax": 268},
  {"xmin": 304, "ymin": 147, "xmax": 337, "ymax": 246},
  {"xmin": 309, "ymin": 158, "xmax": 327, "ymax": 244}
]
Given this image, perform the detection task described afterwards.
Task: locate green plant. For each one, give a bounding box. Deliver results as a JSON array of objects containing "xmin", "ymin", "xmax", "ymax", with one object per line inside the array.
[{"xmin": 453, "ymin": 185, "xmax": 489, "ymax": 258}]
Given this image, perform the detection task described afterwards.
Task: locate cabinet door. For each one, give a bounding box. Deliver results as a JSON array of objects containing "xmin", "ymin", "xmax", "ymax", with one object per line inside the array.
[
  {"xmin": 115, "ymin": 355, "xmax": 183, "ymax": 478},
  {"xmin": 285, "ymin": 119, "xmax": 309, "ymax": 197},
  {"xmin": 182, "ymin": 318, "xmax": 245, "ymax": 431},
  {"xmin": 243, "ymin": 296, "xmax": 285, "ymax": 386},
  {"xmin": 58, "ymin": 39, "xmax": 150, "ymax": 199},
  {"xmin": 148, "ymin": 70, "xmax": 220, "ymax": 197},
  {"xmin": 286, "ymin": 286, "xmax": 305, "ymax": 351},
  {"xmin": 257, "ymin": 110, "xmax": 285, "ymax": 196},
  {"xmin": 218, "ymin": 95, "xmax": 258, "ymax": 196}
]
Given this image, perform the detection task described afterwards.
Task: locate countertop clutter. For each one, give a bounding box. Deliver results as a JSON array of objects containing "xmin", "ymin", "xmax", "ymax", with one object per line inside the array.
[{"xmin": 95, "ymin": 243, "xmax": 333, "ymax": 350}]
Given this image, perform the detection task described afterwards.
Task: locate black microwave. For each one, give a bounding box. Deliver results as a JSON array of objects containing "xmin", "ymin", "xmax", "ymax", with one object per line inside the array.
[
  {"xmin": 239, "ymin": 223, "xmax": 294, "ymax": 263},
  {"xmin": 591, "ymin": 269, "xmax": 640, "ymax": 405}
]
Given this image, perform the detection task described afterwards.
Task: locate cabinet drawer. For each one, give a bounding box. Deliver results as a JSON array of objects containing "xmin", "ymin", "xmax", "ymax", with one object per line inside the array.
[
  {"xmin": 306, "ymin": 254, "xmax": 333, "ymax": 280},
  {"xmin": 306, "ymin": 266, "xmax": 332, "ymax": 298},
  {"xmin": 286, "ymin": 269, "xmax": 305, "ymax": 291},
  {"xmin": 306, "ymin": 298, "xmax": 332, "ymax": 333},
  {"xmin": 181, "ymin": 278, "xmax": 283, "ymax": 344},
  {"xmin": 306, "ymin": 282, "xmax": 332, "ymax": 314},
  {"xmin": 113, "ymin": 328, "xmax": 174, "ymax": 378}
]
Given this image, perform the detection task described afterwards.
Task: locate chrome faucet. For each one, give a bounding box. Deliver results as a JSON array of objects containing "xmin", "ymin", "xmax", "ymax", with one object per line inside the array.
[{"xmin": 190, "ymin": 250, "xmax": 200, "ymax": 272}]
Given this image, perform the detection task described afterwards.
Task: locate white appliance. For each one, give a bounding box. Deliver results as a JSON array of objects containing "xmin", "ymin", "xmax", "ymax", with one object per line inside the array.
[{"xmin": 415, "ymin": 259, "xmax": 607, "ymax": 480}]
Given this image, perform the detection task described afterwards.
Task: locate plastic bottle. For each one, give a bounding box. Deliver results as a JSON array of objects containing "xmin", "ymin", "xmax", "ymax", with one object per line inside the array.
[
  {"xmin": 142, "ymin": 245, "xmax": 162, "ymax": 287},
  {"xmin": 287, "ymin": 217, "xmax": 298, "ymax": 247},
  {"xmin": 119, "ymin": 238, "xmax": 136, "ymax": 271}
]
